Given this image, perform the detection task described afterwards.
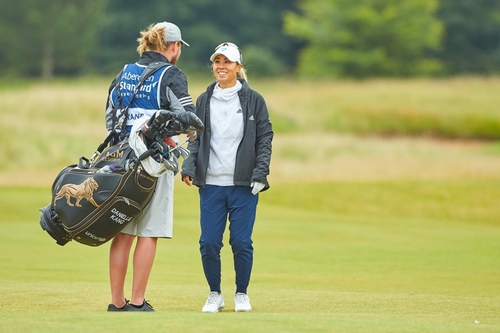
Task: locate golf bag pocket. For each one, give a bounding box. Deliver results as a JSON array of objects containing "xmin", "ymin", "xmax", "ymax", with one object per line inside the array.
[
  {"xmin": 40, "ymin": 156, "xmax": 157, "ymax": 246},
  {"xmin": 91, "ymin": 140, "xmax": 136, "ymax": 171},
  {"xmin": 65, "ymin": 195, "xmax": 142, "ymax": 246}
]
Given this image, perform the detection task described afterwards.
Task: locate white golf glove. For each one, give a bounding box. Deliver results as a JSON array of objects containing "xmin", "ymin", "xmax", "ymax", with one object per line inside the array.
[{"xmin": 251, "ymin": 182, "xmax": 265, "ymax": 195}]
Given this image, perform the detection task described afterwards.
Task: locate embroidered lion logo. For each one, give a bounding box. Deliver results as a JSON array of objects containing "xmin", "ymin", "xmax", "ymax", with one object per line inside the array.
[{"xmin": 53, "ymin": 177, "xmax": 100, "ymax": 208}]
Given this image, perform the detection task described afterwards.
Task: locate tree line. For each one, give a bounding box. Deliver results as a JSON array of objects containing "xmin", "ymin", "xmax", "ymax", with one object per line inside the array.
[{"xmin": 0, "ymin": 0, "xmax": 499, "ymax": 80}]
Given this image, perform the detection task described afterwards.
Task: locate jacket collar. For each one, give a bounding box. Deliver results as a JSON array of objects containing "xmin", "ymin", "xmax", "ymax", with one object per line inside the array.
[
  {"xmin": 207, "ymin": 78, "xmax": 249, "ymax": 99},
  {"xmin": 138, "ymin": 51, "xmax": 171, "ymax": 66}
]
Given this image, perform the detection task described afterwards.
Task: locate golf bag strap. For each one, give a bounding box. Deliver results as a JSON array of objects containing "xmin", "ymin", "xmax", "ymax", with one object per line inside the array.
[
  {"xmin": 114, "ymin": 61, "xmax": 171, "ymax": 135},
  {"xmin": 109, "ymin": 72, "xmax": 123, "ymax": 135}
]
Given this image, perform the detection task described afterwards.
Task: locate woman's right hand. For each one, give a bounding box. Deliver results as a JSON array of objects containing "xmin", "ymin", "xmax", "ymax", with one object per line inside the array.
[{"xmin": 182, "ymin": 175, "xmax": 193, "ymax": 186}]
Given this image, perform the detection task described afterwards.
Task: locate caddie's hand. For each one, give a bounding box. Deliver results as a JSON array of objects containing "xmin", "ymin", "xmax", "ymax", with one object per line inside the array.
[
  {"xmin": 182, "ymin": 175, "xmax": 193, "ymax": 186},
  {"xmin": 187, "ymin": 132, "xmax": 197, "ymax": 142},
  {"xmin": 251, "ymin": 182, "xmax": 265, "ymax": 195}
]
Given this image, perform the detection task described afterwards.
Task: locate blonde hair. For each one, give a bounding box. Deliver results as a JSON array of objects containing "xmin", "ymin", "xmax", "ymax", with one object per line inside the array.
[
  {"xmin": 136, "ymin": 24, "xmax": 175, "ymax": 55},
  {"xmin": 238, "ymin": 67, "xmax": 248, "ymax": 82}
]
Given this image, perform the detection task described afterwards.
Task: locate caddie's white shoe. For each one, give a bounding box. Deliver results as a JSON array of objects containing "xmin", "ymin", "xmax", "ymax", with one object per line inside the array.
[
  {"xmin": 202, "ymin": 292, "xmax": 225, "ymax": 313},
  {"xmin": 234, "ymin": 292, "xmax": 252, "ymax": 312}
]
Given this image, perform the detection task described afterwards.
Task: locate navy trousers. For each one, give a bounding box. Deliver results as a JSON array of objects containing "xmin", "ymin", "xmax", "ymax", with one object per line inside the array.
[{"xmin": 199, "ymin": 185, "xmax": 258, "ymax": 294}]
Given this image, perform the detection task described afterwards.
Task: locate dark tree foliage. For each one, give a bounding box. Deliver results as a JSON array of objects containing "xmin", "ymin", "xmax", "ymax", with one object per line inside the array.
[
  {"xmin": 2, "ymin": 0, "xmax": 500, "ymax": 78},
  {"xmin": 437, "ymin": 0, "xmax": 500, "ymax": 75},
  {"xmin": 0, "ymin": 0, "xmax": 107, "ymax": 79},
  {"xmin": 92, "ymin": 0, "xmax": 302, "ymax": 77}
]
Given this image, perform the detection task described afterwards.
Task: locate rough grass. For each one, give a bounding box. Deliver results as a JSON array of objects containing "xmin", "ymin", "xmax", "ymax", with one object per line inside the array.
[
  {"xmin": 254, "ymin": 76, "xmax": 500, "ymax": 139},
  {"xmin": 1, "ymin": 77, "xmax": 500, "ymax": 185},
  {"xmin": 1, "ymin": 77, "xmax": 500, "ymax": 177}
]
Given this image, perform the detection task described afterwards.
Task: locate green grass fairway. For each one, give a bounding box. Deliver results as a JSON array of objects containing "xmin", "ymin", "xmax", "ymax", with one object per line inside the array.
[{"xmin": 0, "ymin": 177, "xmax": 499, "ymax": 332}]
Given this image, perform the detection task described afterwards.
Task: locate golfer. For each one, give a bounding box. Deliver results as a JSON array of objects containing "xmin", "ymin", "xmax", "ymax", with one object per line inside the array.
[
  {"xmin": 181, "ymin": 42, "xmax": 273, "ymax": 312},
  {"xmin": 104, "ymin": 21, "xmax": 194, "ymax": 312}
]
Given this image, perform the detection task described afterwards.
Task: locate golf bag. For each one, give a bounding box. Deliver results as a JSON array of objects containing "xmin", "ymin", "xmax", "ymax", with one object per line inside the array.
[
  {"xmin": 39, "ymin": 141, "xmax": 157, "ymax": 246},
  {"xmin": 39, "ymin": 109, "xmax": 204, "ymax": 247}
]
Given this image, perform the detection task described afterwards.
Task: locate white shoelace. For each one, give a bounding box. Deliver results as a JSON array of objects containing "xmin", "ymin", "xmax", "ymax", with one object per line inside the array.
[
  {"xmin": 206, "ymin": 293, "xmax": 220, "ymax": 304},
  {"xmin": 234, "ymin": 293, "xmax": 249, "ymax": 304}
]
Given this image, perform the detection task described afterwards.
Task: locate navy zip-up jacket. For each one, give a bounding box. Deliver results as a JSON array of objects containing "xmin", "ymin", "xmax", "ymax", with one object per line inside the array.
[{"xmin": 181, "ymin": 79, "xmax": 273, "ymax": 191}]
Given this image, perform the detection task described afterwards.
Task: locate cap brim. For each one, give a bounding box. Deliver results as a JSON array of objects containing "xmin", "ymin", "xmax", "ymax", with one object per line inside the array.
[
  {"xmin": 209, "ymin": 52, "xmax": 220, "ymax": 62},
  {"xmin": 210, "ymin": 51, "xmax": 240, "ymax": 63}
]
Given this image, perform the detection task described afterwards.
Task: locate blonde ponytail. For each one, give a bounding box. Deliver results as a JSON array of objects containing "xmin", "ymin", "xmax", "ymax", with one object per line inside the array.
[{"xmin": 136, "ymin": 24, "xmax": 173, "ymax": 55}]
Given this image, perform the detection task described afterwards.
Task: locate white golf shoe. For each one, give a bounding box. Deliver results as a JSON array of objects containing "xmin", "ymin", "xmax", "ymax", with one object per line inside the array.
[
  {"xmin": 234, "ymin": 293, "xmax": 252, "ymax": 312},
  {"xmin": 202, "ymin": 292, "xmax": 225, "ymax": 313}
]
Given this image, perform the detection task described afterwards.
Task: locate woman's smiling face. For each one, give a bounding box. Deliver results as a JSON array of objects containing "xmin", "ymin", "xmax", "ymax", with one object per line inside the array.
[{"xmin": 212, "ymin": 55, "xmax": 242, "ymax": 88}]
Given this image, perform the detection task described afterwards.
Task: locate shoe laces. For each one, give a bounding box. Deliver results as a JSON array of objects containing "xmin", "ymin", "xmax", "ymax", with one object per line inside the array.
[
  {"xmin": 118, "ymin": 298, "xmax": 130, "ymax": 308},
  {"xmin": 206, "ymin": 292, "xmax": 221, "ymax": 304},
  {"xmin": 143, "ymin": 300, "xmax": 154, "ymax": 309},
  {"xmin": 234, "ymin": 293, "xmax": 249, "ymax": 304}
]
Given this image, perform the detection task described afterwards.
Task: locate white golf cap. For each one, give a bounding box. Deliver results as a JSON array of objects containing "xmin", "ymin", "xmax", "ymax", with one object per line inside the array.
[
  {"xmin": 210, "ymin": 42, "xmax": 242, "ymax": 64},
  {"xmin": 153, "ymin": 21, "xmax": 190, "ymax": 47}
]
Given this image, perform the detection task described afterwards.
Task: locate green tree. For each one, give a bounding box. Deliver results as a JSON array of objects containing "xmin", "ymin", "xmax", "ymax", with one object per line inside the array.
[
  {"xmin": 284, "ymin": 0, "xmax": 443, "ymax": 78},
  {"xmin": 437, "ymin": 0, "xmax": 500, "ymax": 75},
  {"xmin": 93, "ymin": 0, "xmax": 300, "ymax": 77},
  {"xmin": 0, "ymin": 0, "xmax": 107, "ymax": 79}
]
